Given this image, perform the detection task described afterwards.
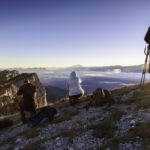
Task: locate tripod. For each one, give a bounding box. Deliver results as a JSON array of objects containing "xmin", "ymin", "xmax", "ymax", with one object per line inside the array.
[{"xmin": 140, "ymin": 44, "xmax": 150, "ymax": 87}]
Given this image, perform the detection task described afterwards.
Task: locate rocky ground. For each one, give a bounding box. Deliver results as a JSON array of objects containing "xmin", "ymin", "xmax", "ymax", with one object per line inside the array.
[{"xmin": 0, "ymin": 83, "xmax": 150, "ymax": 150}]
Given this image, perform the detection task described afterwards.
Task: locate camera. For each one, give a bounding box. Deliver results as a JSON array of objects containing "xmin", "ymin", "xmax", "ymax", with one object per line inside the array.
[{"xmin": 144, "ymin": 26, "xmax": 150, "ymax": 44}]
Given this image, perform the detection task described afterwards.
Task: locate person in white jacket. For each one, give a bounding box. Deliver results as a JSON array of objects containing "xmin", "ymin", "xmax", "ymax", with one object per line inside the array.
[{"xmin": 67, "ymin": 71, "xmax": 84, "ymax": 105}]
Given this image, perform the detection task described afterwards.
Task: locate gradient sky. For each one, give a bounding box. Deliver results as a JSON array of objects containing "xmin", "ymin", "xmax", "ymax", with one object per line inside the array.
[{"xmin": 0, "ymin": 0, "xmax": 150, "ymax": 68}]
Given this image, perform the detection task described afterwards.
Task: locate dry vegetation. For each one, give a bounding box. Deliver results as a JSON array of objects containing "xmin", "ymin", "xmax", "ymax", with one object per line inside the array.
[
  {"xmin": 51, "ymin": 109, "xmax": 80, "ymax": 124},
  {"xmin": 93, "ymin": 118, "xmax": 116, "ymax": 139}
]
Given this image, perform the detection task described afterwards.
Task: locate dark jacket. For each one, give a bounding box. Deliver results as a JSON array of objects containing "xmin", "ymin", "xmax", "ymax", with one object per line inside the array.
[{"xmin": 17, "ymin": 83, "xmax": 36, "ymax": 112}]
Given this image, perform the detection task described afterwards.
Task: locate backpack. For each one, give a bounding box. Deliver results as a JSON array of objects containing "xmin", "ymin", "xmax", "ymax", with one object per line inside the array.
[
  {"xmin": 28, "ymin": 106, "xmax": 57, "ymax": 127},
  {"xmin": 90, "ymin": 88, "xmax": 106, "ymax": 107},
  {"xmin": 0, "ymin": 119, "xmax": 13, "ymax": 129},
  {"xmin": 88, "ymin": 88, "xmax": 113, "ymax": 107},
  {"xmin": 144, "ymin": 26, "xmax": 150, "ymax": 44},
  {"xmin": 103, "ymin": 89, "xmax": 114, "ymax": 102}
]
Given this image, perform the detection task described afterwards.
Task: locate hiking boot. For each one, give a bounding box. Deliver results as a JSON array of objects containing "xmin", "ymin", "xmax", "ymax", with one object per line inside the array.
[{"xmin": 85, "ymin": 105, "xmax": 89, "ymax": 111}]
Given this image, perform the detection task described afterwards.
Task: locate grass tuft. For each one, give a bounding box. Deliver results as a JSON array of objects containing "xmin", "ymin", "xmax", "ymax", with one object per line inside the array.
[
  {"xmin": 18, "ymin": 128, "xmax": 39, "ymax": 138},
  {"xmin": 52, "ymin": 110, "xmax": 80, "ymax": 124},
  {"xmin": 93, "ymin": 118, "xmax": 116, "ymax": 138},
  {"xmin": 110, "ymin": 109, "xmax": 126, "ymax": 121},
  {"xmin": 127, "ymin": 122, "xmax": 150, "ymax": 139},
  {"xmin": 136, "ymin": 97, "xmax": 150, "ymax": 109}
]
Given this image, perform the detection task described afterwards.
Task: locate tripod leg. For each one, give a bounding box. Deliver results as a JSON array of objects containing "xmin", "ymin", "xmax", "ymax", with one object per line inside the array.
[
  {"xmin": 140, "ymin": 71, "xmax": 145, "ymax": 86},
  {"xmin": 140, "ymin": 46, "xmax": 150, "ymax": 86}
]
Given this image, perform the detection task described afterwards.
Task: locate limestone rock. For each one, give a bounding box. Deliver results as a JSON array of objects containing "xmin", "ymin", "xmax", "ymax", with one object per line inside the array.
[
  {"xmin": 0, "ymin": 70, "xmax": 19, "ymax": 85},
  {"xmin": 0, "ymin": 70, "xmax": 47, "ymax": 116}
]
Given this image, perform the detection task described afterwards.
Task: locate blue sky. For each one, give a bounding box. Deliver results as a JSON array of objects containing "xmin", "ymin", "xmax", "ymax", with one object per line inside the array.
[{"xmin": 0, "ymin": 0, "xmax": 150, "ymax": 68}]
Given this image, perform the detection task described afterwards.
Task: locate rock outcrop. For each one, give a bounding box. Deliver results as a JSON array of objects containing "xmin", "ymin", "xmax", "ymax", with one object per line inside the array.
[
  {"xmin": 0, "ymin": 70, "xmax": 47, "ymax": 116},
  {"xmin": 0, "ymin": 70, "xmax": 19, "ymax": 84}
]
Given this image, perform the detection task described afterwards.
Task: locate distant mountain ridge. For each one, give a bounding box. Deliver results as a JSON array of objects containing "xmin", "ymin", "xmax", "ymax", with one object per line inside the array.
[
  {"xmin": 3, "ymin": 64, "xmax": 143, "ymax": 73},
  {"xmin": 58, "ymin": 64, "xmax": 143, "ymax": 72},
  {"xmin": 87, "ymin": 65, "xmax": 143, "ymax": 72}
]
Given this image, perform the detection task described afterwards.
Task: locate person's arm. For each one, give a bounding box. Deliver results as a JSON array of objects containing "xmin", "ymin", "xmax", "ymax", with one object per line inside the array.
[
  {"xmin": 79, "ymin": 78, "xmax": 82, "ymax": 84},
  {"xmin": 17, "ymin": 87, "xmax": 23, "ymax": 95}
]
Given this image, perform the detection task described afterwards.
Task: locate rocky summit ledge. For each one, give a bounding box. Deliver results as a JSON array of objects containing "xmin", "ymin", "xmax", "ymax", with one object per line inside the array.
[
  {"xmin": 0, "ymin": 70, "xmax": 47, "ymax": 117},
  {"xmin": 0, "ymin": 83, "xmax": 150, "ymax": 150}
]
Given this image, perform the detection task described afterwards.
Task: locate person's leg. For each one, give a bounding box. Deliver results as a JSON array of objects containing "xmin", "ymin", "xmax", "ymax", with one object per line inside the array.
[
  {"xmin": 74, "ymin": 94, "xmax": 82, "ymax": 102},
  {"xmin": 19, "ymin": 102, "xmax": 27, "ymax": 123},
  {"xmin": 85, "ymin": 103, "xmax": 90, "ymax": 111},
  {"xmin": 69, "ymin": 94, "xmax": 79, "ymax": 105},
  {"xmin": 69, "ymin": 97, "xmax": 74, "ymax": 106},
  {"xmin": 29, "ymin": 107, "xmax": 36, "ymax": 119},
  {"xmin": 27, "ymin": 102, "xmax": 36, "ymax": 117}
]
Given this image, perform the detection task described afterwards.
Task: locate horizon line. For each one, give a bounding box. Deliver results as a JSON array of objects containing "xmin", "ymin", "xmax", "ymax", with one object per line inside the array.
[{"xmin": 0, "ymin": 64, "xmax": 143, "ymax": 69}]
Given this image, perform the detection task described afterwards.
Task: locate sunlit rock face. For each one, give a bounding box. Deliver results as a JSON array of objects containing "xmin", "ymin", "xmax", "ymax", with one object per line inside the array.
[
  {"xmin": 0, "ymin": 70, "xmax": 47, "ymax": 116},
  {"xmin": 0, "ymin": 70, "xmax": 19, "ymax": 84}
]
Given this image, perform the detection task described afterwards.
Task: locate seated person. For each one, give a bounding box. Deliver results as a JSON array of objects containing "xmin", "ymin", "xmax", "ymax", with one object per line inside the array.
[{"xmin": 67, "ymin": 71, "xmax": 84, "ymax": 105}]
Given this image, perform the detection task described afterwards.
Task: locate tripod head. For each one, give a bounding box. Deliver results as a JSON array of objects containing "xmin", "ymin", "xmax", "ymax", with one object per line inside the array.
[{"xmin": 144, "ymin": 26, "xmax": 150, "ymax": 44}]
